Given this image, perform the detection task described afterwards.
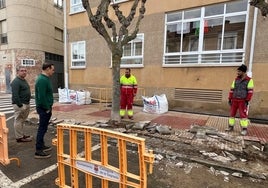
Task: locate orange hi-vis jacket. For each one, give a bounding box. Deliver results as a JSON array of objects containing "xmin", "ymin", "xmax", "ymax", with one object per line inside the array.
[{"xmin": 120, "ymin": 75, "xmax": 138, "ymax": 95}]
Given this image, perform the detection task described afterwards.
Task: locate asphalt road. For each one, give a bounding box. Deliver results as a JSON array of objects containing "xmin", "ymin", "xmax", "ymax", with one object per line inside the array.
[{"xmin": 1, "ymin": 113, "xmax": 142, "ymax": 188}]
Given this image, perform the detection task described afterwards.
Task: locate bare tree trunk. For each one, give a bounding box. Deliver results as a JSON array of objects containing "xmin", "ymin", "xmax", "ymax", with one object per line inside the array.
[
  {"xmin": 81, "ymin": 0, "xmax": 147, "ymax": 122},
  {"xmin": 111, "ymin": 53, "xmax": 121, "ymax": 122}
]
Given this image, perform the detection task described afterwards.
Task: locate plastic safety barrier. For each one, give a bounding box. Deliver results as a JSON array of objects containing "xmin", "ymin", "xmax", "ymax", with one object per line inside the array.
[
  {"xmin": 0, "ymin": 113, "xmax": 20, "ymax": 166},
  {"xmin": 53, "ymin": 123, "xmax": 154, "ymax": 188}
]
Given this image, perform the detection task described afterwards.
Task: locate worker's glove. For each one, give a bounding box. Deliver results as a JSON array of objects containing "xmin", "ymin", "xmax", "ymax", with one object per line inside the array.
[
  {"xmin": 228, "ymin": 99, "xmax": 232, "ymax": 106},
  {"xmin": 245, "ymin": 100, "xmax": 249, "ymax": 107}
]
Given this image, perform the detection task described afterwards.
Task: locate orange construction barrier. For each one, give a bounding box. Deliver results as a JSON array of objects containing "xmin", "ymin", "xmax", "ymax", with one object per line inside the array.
[
  {"xmin": 53, "ymin": 123, "xmax": 154, "ymax": 188},
  {"xmin": 0, "ymin": 113, "xmax": 20, "ymax": 167},
  {"xmin": 87, "ymin": 87, "xmax": 146, "ymax": 110}
]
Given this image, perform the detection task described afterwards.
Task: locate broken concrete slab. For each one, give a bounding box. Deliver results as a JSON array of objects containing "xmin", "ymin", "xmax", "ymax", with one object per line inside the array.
[
  {"xmin": 81, "ymin": 120, "xmax": 96, "ymax": 126},
  {"xmin": 132, "ymin": 122, "xmax": 147, "ymax": 130},
  {"xmin": 222, "ymin": 151, "xmax": 237, "ymax": 161},
  {"xmin": 145, "ymin": 123, "xmax": 157, "ymax": 133},
  {"xmin": 96, "ymin": 119, "xmax": 109, "ymax": 124},
  {"xmin": 156, "ymin": 125, "xmax": 173, "ymax": 135},
  {"xmin": 189, "ymin": 124, "xmax": 218, "ymax": 135},
  {"xmin": 232, "ymin": 172, "xmax": 243, "ymax": 178},
  {"xmin": 210, "ymin": 155, "xmax": 232, "ymax": 163}
]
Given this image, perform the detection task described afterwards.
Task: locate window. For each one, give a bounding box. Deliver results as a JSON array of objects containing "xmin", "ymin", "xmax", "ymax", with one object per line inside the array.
[
  {"xmin": 45, "ymin": 52, "xmax": 63, "ymax": 62},
  {"xmin": 164, "ymin": 0, "xmax": 248, "ymax": 66},
  {"xmin": 0, "ymin": 20, "xmax": 7, "ymax": 44},
  {"xmin": 70, "ymin": 0, "xmax": 84, "ymax": 14},
  {"xmin": 0, "ymin": 0, "xmax": 5, "ymax": 9},
  {"xmin": 54, "ymin": 0, "xmax": 63, "ymax": 9},
  {"xmin": 121, "ymin": 34, "xmax": 144, "ymax": 67},
  {"xmin": 21, "ymin": 59, "xmax": 35, "ymax": 66},
  {"xmin": 55, "ymin": 27, "xmax": 63, "ymax": 41},
  {"xmin": 71, "ymin": 41, "xmax": 86, "ymax": 68}
]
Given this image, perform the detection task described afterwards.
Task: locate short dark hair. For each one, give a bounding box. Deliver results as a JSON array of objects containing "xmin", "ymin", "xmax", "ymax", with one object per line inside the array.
[
  {"xmin": 16, "ymin": 66, "xmax": 27, "ymax": 72},
  {"xmin": 42, "ymin": 62, "xmax": 54, "ymax": 70},
  {"xmin": 125, "ymin": 68, "xmax": 131, "ymax": 72},
  {"xmin": 237, "ymin": 64, "xmax": 247, "ymax": 73}
]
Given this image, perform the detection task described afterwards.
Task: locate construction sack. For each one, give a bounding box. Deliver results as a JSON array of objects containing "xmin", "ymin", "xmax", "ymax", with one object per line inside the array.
[
  {"xmin": 58, "ymin": 88, "xmax": 91, "ymax": 105},
  {"xmin": 142, "ymin": 94, "xmax": 168, "ymax": 114},
  {"xmin": 58, "ymin": 88, "xmax": 72, "ymax": 103},
  {"xmin": 75, "ymin": 90, "xmax": 91, "ymax": 105}
]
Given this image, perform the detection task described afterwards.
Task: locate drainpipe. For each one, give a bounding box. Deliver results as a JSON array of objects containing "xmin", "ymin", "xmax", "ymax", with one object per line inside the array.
[
  {"xmin": 248, "ymin": 7, "xmax": 258, "ymax": 78},
  {"xmin": 63, "ymin": 0, "xmax": 69, "ymax": 88}
]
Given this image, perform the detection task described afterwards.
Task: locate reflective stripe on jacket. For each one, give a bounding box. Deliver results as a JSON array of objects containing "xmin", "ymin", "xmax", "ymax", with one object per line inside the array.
[
  {"xmin": 228, "ymin": 75, "xmax": 254, "ymax": 101},
  {"xmin": 120, "ymin": 75, "xmax": 137, "ymax": 95}
]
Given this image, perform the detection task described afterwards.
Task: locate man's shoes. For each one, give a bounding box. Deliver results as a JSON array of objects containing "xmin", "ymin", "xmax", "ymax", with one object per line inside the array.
[
  {"xmin": 34, "ymin": 151, "xmax": 51, "ymax": 159},
  {"xmin": 23, "ymin": 135, "xmax": 31, "ymax": 139},
  {"xmin": 225, "ymin": 126, "xmax": 234, "ymax": 132},
  {"xmin": 42, "ymin": 145, "xmax": 52, "ymax": 152},
  {"xmin": 128, "ymin": 116, "xmax": 133, "ymax": 120},
  {"xmin": 16, "ymin": 136, "xmax": 32, "ymax": 143},
  {"xmin": 120, "ymin": 116, "xmax": 124, "ymax": 119},
  {"xmin": 241, "ymin": 128, "xmax": 248, "ymax": 136}
]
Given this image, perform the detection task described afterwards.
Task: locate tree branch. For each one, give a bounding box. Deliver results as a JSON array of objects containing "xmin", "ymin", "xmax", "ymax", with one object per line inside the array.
[
  {"xmin": 250, "ymin": 0, "xmax": 268, "ymax": 17},
  {"xmin": 113, "ymin": 0, "xmax": 140, "ymax": 28},
  {"xmin": 121, "ymin": 0, "xmax": 146, "ymax": 45},
  {"xmin": 82, "ymin": 0, "xmax": 113, "ymax": 48}
]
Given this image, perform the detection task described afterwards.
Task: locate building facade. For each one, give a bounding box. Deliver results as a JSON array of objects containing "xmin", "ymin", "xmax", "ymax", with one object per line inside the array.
[
  {"xmin": 0, "ymin": 0, "xmax": 64, "ymax": 93},
  {"xmin": 65, "ymin": 0, "xmax": 268, "ymax": 119}
]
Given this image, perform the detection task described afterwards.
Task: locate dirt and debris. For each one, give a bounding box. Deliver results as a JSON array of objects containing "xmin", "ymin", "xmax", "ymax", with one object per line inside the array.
[{"xmin": 26, "ymin": 115, "xmax": 268, "ymax": 187}]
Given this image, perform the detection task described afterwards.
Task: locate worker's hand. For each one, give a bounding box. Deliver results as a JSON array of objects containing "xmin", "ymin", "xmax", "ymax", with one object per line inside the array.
[
  {"xmin": 228, "ymin": 99, "xmax": 232, "ymax": 106},
  {"xmin": 46, "ymin": 109, "xmax": 51, "ymax": 113}
]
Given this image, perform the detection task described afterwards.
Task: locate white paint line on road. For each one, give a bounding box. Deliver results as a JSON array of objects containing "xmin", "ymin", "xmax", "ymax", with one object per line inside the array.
[
  {"xmin": 0, "ymin": 144, "xmax": 105, "ymax": 187},
  {"xmin": 12, "ymin": 164, "xmax": 58, "ymax": 187},
  {"xmin": 0, "ymin": 169, "xmax": 13, "ymax": 187}
]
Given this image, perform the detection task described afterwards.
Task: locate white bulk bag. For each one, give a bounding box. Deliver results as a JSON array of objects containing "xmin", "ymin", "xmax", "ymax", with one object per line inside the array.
[
  {"xmin": 142, "ymin": 94, "xmax": 168, "ymax": 114},
  {"xmin": 75, "ymin": 91, "xmax": 92, "ymax": 105},
  {"xmin": 58, "ymin": 88, "xmax": 72, "ymax": 103}
]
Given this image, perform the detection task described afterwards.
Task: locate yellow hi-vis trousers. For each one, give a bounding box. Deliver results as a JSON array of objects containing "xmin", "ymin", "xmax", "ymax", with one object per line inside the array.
[
  {"xmin": 120, "ymin": 109, "xmax": 134, "ymax": 117},
  {"xmin": 229, "ymin": 117, "xmax": 249, "ymax": 128}
]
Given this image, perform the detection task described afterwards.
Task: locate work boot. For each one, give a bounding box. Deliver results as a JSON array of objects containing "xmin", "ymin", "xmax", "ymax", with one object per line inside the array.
[
  {"xmin": 34, "ymin": 151, "xmax": 51, "ymax": 159},
  {"xmin": 225, "ymin": 126, "xmax": 234, "ymax": 132},
  {"xmin": 42, "ymin": 145, "xmax": 52, "ymax": 152},
  {"xmin": 16, "ymin": 136, "xmax": 32, "ymax": 142},
  {"xmin": 240, "ymin": 128, "xmax": 248, "ymax": 136},
  {"xmin": 128, "ymin": 116, "xmax": 133, "ymax": 120}
]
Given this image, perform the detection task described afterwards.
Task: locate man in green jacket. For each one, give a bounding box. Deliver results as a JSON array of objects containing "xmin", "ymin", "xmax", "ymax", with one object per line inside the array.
[
  {"xmin": 34, "ymin": 62, "xmax": 55, "ymax": 159},
  {"xmin": 11, "ymin": 66, "xmax": 32, "ymax": 142}
]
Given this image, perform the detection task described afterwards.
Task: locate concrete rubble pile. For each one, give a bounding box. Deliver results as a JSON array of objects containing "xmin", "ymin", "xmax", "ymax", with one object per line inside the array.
[{"xmin": 26, "ymin": 116, "xmax": 268, "ymax": 181}]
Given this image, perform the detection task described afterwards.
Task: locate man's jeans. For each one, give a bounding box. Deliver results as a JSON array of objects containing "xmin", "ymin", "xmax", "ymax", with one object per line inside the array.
[{"xmin": 36, "ymin": 107, "xmax": 52, "ymax": 151}]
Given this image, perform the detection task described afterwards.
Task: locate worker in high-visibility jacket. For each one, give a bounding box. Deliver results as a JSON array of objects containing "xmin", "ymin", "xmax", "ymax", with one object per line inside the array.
[
  {"xmin": 226, "ymin": 64, "xmax": 254, "ymax": 136},
  {"xmin": 120, "ymin": 68, "xmax": 137, "ymax": 119}
]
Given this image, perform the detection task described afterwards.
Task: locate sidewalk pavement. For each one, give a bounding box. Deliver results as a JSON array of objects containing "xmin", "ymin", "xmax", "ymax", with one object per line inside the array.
[
  {"xmin": 1, "ymin": 101, "xmax": 267, "ymax": 187},
  {"xmin": 49, "ymin": 102, "xmax": 268, "ymax": 145}
]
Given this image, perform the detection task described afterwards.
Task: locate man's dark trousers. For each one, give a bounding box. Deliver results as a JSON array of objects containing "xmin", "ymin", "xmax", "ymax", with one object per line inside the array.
[{"xmin": 36, "ymin": 107, "xmax": 52, "ymax": 151}]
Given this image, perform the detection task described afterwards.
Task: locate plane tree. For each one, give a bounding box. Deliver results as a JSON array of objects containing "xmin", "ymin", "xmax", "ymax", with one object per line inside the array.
[
  {"xmin": 250, "ymin": 0, "xmax": 268, "ymax": 17},
  {"xmin": 81, "ymin": 0, "xmax": 146, "ymax": 122}
]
